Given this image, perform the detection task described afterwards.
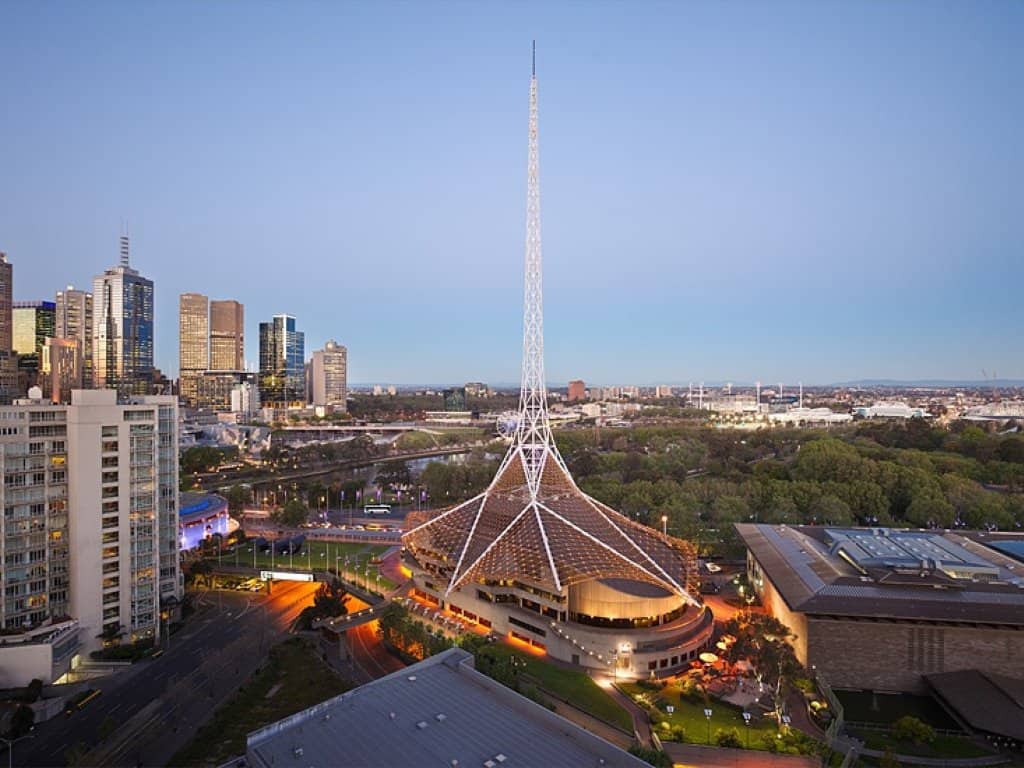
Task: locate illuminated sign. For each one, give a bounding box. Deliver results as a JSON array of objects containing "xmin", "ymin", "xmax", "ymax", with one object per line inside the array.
[{"xmin": 259, "ymin": 571, "xmax": 313, "ymax": 582}]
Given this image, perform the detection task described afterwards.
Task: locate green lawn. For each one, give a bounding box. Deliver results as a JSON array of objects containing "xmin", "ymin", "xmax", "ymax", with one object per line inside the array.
[
  {"xmin": 168, "ymin": 637, "xmax": 353, "ymax": 767},
  {"xmin": 620, "ymin": 681, "xmax": 779, "ymax": 748},
  {"xmin": 485, "ymin": 644, "xmax": 633, "ymax": 732},
  {"xmin": 852, "ymin": 730, "xmax": 994, "ymax": 759},
  {"xmin": 221, "ymin": 540, "xmax": 389, "ymax": 574}
]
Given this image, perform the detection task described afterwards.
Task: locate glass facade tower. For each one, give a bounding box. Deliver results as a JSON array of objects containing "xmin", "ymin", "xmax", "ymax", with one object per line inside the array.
[
  {"xmin": 92, "ymin": 237, "xmax": 154, "ymax": 400},
  {"xmin": 258, "ymin": 314, "xmax": 304, "ymax": 406}
]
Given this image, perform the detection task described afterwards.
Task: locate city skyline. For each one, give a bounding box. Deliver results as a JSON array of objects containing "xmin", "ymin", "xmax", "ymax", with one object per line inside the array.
[{"xmin": 2, "ymin": 3, "xmax": 1022, "ymax": 385}]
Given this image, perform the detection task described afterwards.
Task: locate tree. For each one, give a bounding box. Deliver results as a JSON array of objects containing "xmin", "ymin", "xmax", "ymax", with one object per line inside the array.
[
  {"xmin": 225, "ymin": 484, "xmax": 251, "ymax": 515},
  {"xmin": 892, "ymin": 715, "xmax": 935, "ymax": 745},
  {"xmin": 722, "ymin": 610, "xmax": 801, "ymax": 727},
  {"xmin": 272, "ymin": 499, "xmax": 309, "ymax": 528}
]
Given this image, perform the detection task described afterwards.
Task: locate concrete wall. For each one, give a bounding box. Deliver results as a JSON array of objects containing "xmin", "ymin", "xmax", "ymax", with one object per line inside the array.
[
  {"xmin": 806, "ymin": 616, "xmax": 1024, "ymax": 693},
  {"xmin": 0, "ymin": 643, "xmax": 55, "ymax": 688}
]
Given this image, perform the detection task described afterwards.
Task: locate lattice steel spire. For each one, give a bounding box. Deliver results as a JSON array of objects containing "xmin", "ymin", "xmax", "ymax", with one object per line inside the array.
[
  {"xmin": 513, "ymin": 40, "xmax": 566, "ymax": 494},
  {"xmin": 401, "ymin": 46, "xmax": 701, "ymax": 605}
]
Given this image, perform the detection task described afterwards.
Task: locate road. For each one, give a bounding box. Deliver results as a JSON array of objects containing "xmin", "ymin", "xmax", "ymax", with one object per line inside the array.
[{"xmin": 23, "ymin": 582, "xmax": 318, "ymax": 768}]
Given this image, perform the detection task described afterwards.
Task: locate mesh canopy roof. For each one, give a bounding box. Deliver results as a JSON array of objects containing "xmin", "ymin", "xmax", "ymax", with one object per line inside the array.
[{"xmin": 403, "ymin": 446, "xmax": 700, "ymax": 603}]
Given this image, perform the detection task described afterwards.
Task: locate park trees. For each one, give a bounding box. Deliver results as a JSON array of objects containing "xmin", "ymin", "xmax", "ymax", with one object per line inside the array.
[{"xmin": 722, "ymin": 610, "xmax": 802, "ymax": 728}]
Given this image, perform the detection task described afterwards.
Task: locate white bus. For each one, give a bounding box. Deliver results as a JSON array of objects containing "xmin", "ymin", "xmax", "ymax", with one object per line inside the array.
[{"xmin": 364, "ymin": 504, "xmax": 391, "ymax": 516}]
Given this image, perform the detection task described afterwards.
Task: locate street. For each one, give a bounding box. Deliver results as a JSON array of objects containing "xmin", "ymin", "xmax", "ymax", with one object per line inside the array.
[{"xmin": 23, "ymin": 582, "xmax": 318, "ymax": 768}]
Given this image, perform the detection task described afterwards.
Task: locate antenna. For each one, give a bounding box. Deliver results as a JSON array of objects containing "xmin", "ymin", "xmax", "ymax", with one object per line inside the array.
[
  {"xmin": 532, "ymin": 40, "xmax": 536, "ymax": 77},
  {"xmin": 119, "ymin": 233, "xmax": 130, "ymax": 268}
]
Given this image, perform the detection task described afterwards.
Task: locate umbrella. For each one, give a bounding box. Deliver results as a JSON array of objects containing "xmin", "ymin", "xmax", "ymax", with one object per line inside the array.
[{"xmin": 699, "ymin": 652, "xmax": 719, "ymax": 664}]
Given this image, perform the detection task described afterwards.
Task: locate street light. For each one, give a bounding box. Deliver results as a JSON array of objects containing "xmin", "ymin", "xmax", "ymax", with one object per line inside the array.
[
  {"xmin": 703, "ymin": 708, "xmax": 713, "ymax": 744},
  {"xmin": 1, "ymin": 732, "xmax": 34, "ymax": 768},
  {"xmin": 742, "ymin": 711, "xmax": 752, "ymax": 747},
  {"xmin": 661, "ymin": 515, "xmax": 668, "ymax": 536},
  {"xmin": 780, "ymin": 714, "xmax": 792, "ymax": 734}
]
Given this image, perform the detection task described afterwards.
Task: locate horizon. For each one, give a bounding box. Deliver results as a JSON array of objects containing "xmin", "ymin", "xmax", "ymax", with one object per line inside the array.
[{"xmin": 2, "ymin": 3, "xmax": 1022, "ymax": 385}]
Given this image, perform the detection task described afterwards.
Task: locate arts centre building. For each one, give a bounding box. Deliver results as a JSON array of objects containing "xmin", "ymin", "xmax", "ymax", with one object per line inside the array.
[{"xmin": 402, "ymin": 58, "xmax": 712, "ymax": 678}]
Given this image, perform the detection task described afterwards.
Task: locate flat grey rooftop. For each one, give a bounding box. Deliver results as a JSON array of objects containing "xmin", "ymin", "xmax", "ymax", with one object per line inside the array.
[
  {"xmin": 246, "ymin": 647, "xmax": 645, "ymax": 768},
  {"xmin": 736, "ymin": 524, "xmax": 1024, "ymax": 625}
]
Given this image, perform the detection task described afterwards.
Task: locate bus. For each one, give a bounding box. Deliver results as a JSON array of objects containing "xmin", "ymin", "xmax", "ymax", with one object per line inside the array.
[{"xmin": 364, "ymin": 504, "xmax": 391, "ymax": 516}]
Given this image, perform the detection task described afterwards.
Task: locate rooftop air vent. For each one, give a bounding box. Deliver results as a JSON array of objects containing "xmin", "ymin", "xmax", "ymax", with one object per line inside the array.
[
  {"xmin": 293, "ymin": 747, "xmax": 303, "ymax": 758},
  {"xmin": 436, "ymin": 713, "xmax": 447, "ymax": 722},
  {"xmin": 495, "ymin": 755, "xmax": 507, "ymax": 763},
  {"xmin": 389, "ymin": 712, "xmax": 396, "ymax": 720},
  {"xmin": 407, "ymin": 675, "xmax": 417, "ymax": 682},
  {"xmin": 484, "ymin": 762, "xmax": 496, "ymax": 768},
  {"xmin": 417, "ymin": 721, "xmax": 428, "ymax": 730}
]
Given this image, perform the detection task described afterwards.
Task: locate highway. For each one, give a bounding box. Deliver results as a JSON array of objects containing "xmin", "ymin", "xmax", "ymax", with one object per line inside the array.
[{"xmin": 23, "ymin": 582, "xmax": 318, "ymax": 768}]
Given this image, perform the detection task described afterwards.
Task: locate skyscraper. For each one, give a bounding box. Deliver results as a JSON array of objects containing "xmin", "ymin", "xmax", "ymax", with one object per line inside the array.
[
  {"xmin": 258, "ymin": 314, "xmax": 304, "ymax": 407},
  {"xmin": 178, "ymin": 293, "xmax": 209, "ymax": 405},
  {"xmin": 0, "ymin": 254, "xmax": 14, "ymax": 404},
  {"xmin": 310, "ymin": 340, "xmax": 347, "ymax": 409},
  {"xmin": 92, "ymin": 236, "xmax": 154, "ymax": 399},
  {"xmin": 13, "ymin": 300, "xmax": 56, "ymax": 392},
  {"xmin": 55, "ymin": 286, "xmax": 93, "ymax": 387},
  {"xmin": 209, "ymin": 300, "xmax": 244, "ymax": 371},
  {"xmin": 42, "ymin": 336, "xmax": 81, "ymax": 403}
]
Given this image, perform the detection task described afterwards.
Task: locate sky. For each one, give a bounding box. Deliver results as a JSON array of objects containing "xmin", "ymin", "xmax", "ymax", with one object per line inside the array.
[{"xmin": 1, "ymin": 1, "xmax": 1022, "ymax": 386}]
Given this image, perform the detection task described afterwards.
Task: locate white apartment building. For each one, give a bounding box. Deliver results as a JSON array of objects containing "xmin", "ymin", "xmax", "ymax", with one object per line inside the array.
[
  {"xmin": 0, "ymin": 389, "xmax": 180, "ymax": 685},
  {"xmin": 309, "ymin": 340, "xmax": 347, "ymax": 409}
]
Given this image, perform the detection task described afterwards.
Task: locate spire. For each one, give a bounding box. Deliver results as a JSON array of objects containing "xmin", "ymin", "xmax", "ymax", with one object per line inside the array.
[
  {"xmin": 514, "ymin": 42, "xmax": 556, "ymax": 492},
  {"xmin": 119, "ymin": 234, "xmax": 130, "ymax": 268}
]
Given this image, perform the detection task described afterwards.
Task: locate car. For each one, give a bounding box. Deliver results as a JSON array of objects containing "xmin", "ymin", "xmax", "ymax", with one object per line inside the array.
[{"xmin": 704, "ymin": 562, "xmax": 722, "ymax": 573}]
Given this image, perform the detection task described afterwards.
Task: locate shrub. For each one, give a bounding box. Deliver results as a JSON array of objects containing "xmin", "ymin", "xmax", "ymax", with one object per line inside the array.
[
  {"xmin": 715, "ymin": 727, "xmax": 743, "ymax": 748},
  {"xmin": 892, "ymin": 715, "xmax": 935, "ymax": 745},
  {"xmin": 628, "ymin": 744, "xmax": 672, "ymax": 768}
]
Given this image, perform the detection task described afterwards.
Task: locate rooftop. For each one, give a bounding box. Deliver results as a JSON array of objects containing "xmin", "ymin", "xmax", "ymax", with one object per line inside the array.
[
  {"xmin": 925, "ymin": 670, "xmax": 1024, "ymax": 741},
  {"xmin": 246, "ymin": 648, "xmax": 646, "ymax": 768},
  {"xmin": 736, "ymin": 524, "xmax": 1024, "ymax": 625}
]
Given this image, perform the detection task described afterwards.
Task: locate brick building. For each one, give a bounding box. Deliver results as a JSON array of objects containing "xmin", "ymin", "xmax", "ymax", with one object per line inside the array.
[{"xmin": 735, "ymin": 524, "xmax": 1024, "ymax": 693}]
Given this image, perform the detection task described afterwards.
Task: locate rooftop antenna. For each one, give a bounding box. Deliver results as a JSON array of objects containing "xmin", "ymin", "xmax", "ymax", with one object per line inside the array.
[
  {"xmin": 532, "ymin": 39, "xmax": 536, "ymax": 77},
  {"xmin": 799, "ymin": 381, "xmax": 804, "ymax": 409},
  {"xmin": 119, "ymin": 220, "xmax": 130, "ymax": 268}
]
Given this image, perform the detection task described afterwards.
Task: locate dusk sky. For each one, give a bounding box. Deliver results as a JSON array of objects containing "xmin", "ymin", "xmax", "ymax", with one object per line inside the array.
[{"xmin": 2, "ymin": 2, "xmax": 1021, "ymax": 386}]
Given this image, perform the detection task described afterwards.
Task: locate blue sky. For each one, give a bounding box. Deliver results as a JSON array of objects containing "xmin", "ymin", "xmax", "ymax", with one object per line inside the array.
[{"xmin": 1, "ymin": 1, "xmax": 1021, "ymax": 385}]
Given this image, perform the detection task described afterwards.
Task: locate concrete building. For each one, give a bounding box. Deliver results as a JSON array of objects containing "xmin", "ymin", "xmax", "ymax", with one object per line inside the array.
[
  {"xmin": 230, "ymin": 380, "xmax": 260, "ymax": 418},
  {"xmin": 196, "ymin": 370, "xmax": 253, "ymax": 412},
  {"xmin": 853, "ymin": 402, "xmax": 929, "ymax": 419},
  {"xmin": 0, "ymin": 254, "xmax": 16, "ymax": 405},
  {"xmin": 245, "ymin": 647, "xmax": 648, "ymax": 768},
  {"xmin": 178, "ymin": 293, "xmax": 209, "ymax": 406},
  {"xmin": 65, "ymin": 389, "xmax": 181, "ymax": 656},
  {"xmin": 209, "ymin": 299, "xmax": 244, "ymax": 371},
  {"xmin": 0, "ymin": 388, "xmax": 180, "ymax": 684},
  {"xmin": 309, "ymin": 340, "xmax": 347, "ymax": 409},
  {"xmin": 567, "ymin": 379, "xmax": 585, "ymax": 402},
  {"xmin": 258, "ymin": 315, "xmax": 304, "ymax": 407},
  {"xmin": 736, "ymin": 524, "xmax": 1024, "ymax": 693},
  {"xmin": 92, "ymin": 236, "xmax": 155, "ymax": 398},
  {"xmin": 55, "ymin": 286, "xmax": 93, "ymax": 387},
  {"xmin": 655, "ymin": 385, "xmax": 674, "ymax": 398}
]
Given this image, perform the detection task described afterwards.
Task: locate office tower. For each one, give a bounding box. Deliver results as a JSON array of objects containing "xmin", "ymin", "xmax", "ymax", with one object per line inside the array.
[
  {"xmin": 230, "ymin": 380, "xmax": 260, "ymax": 418},
  {"xmin": 0, "ymin": 254, "xmax": 14, "ymax": 404},
  {"xmin": 258, "ymin": 315, "xmax": 304, "ymax": 407},
  {"xmin": 92, "ymin": 236, "xmax": 154, "ymax": 399},
  {"xmin": 13, "ymin": 300, "xmax": 56, "ymax": 393},
  {"xmin": 209, "ymin": 300, "xmax": 244, "ymax": 371},
  {"xmin": 310, "ymin": 340, "xmax": 347, "ymax": 409},
  {"xmin": 0, "ymin": 389, "xmax": 180, "ymax": 685},
  {"xmin": 42, "ymin": 337, "xmax": 81, "ymax": 403},
  {"xmin": 196, "ymin": 370, "xmax": 252, "ymax": 411},
  {"xmin": 567, "ymin": 380, "xmax": 585, "ymax": 402},
  {"xmin": 178, "ymin": 293, "xmax": 209, "ymax": 405},
  {"xmin": 55, "ymin": 286, "xmax": 93, "ymax": 386}
]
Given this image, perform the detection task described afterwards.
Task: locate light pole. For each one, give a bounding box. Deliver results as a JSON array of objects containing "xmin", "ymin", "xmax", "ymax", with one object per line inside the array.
[
  {"xmin": 3, "ymin": 732, "xmax": 34, "ymax": 768},
  {"xmin": 661, "ymin": 515, "xmax": 668, "ymax": 536},
  {"xmin": 704, "ymin": 708, "xmax": 713, "ymax": 745},
  {"xmin": 742, "ymin": 711, "xmax": 752, "ymax": 748}
]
